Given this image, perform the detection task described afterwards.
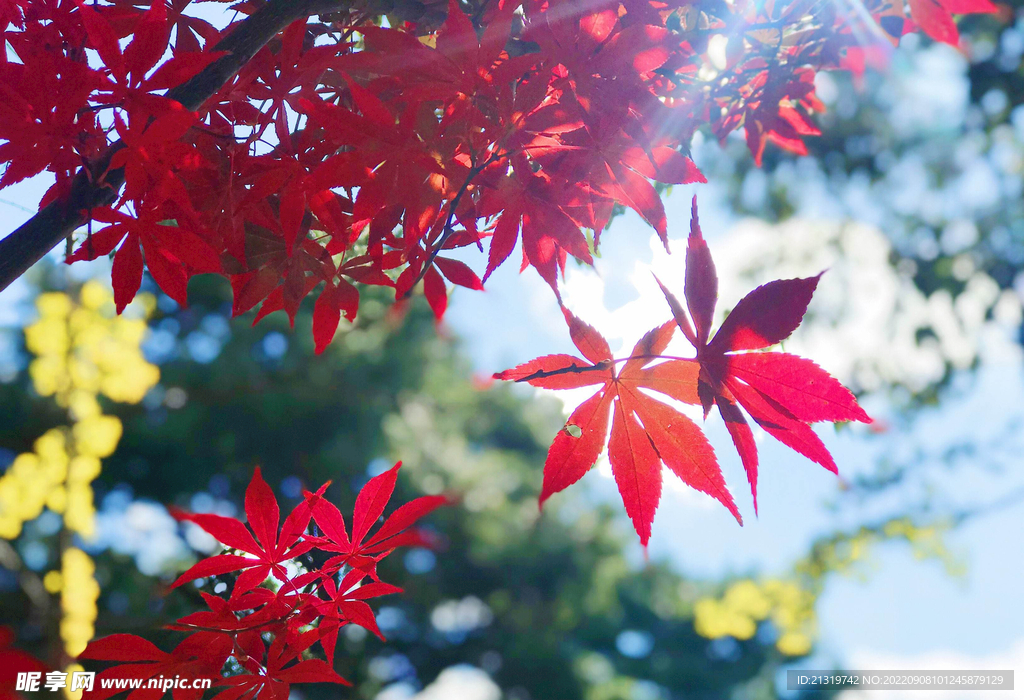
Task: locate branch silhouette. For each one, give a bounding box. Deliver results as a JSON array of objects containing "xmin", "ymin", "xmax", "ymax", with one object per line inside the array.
[{"xmin": 0, "ymin": 0, "xmax": 353, "ymax": 293}]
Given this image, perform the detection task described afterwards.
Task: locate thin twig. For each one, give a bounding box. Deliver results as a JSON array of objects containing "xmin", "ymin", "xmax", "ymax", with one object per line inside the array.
[
  {"xmin": 508, "ymin": 353, "xmax": 696, "ymax": 383},
  {"xmin": 0, "ymin": 538, "xmax": 51, "ymax": 613},
  {"xmin": 401, "ymin": 150, "xmax": 509, "ymax": 298}
]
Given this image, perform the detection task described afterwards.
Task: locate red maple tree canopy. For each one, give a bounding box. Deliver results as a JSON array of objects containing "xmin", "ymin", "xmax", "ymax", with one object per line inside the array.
[{"xmin": 0, "ymin": 0, "xmax": 997, "ymax": 341}]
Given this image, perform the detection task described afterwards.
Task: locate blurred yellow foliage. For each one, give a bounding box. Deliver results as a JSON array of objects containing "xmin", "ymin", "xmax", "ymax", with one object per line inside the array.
[
  {"xmin": 72, "ymin": 416, "xmax": 123, "ymax": 459},
  {"xmin": 59, "ymin": 548, "xmax": 100, "ymax": 657},
  {"xmin": 0, "ymin": 430, "xmax": 70, "ymax": 538},
  {"xmin": 43, "ymin": 570, "xmax": 63, "ymax": 594},
  {"xmin": 693, "ymin": 578, "xmax": 815, "ymax": 656},
  {"xmin": 0, "ymin": 421, "xmax": 110, "ymax": 541},
  {"xmin": 797, "ymin": 518, "xmax": 962, "ymax": 580},
  {"xmin": 63, "ymin": 664, "xmax": 87, "ymax": 700},
  {"xmin": 26, "ymin": 282, "xmax": 158, "ymax": 406},
  {"xmin": 0, "ymin": 282, "xmax": 159, "ymax": 662},
  {"xmin": 0, "ymin": 283, "xmax": 156, "ymax": 539},
  {"xmin": 693, "ymin": 516, "xmax": 959, "ymax": 658}
]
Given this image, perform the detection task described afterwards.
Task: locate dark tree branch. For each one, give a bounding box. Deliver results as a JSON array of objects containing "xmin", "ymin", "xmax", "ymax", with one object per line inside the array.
[
  {"xmin": 0, "ymin": 539, "xmax": 49, "ymax": 614},
  {"xmin": 0, "ymin": 0, "xmax": 352, "ymax": 294}
]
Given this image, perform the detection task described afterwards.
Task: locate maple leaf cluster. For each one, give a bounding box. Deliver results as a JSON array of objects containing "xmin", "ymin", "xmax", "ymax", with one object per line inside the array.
[
  {"xmin": 0, "ymin": 0, "xmax": 996, "ymax": 350},
  {"xmin": 496, "ymin": 198, "xmax": 871, "ymax": 546},
  {"xmin": 75, "ymin": 463, "xmax": 445, "ymax": 698}
]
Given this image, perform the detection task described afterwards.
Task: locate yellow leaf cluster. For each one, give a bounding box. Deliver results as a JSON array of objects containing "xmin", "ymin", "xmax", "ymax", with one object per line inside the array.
[
  {"xmin": 693, "ymin": 517, "xmax": 961, "ymax": 659},
  {"xmin": 0, "ymin": 424, "xmax": 113, "ymax": 540},
  {"xmin": 26, "ymin": 282, "xmax": 159, "ymax": 406},
  {"xmin": 693, "ymin": 578, "xmax": 816, "ymax": 657},
  {"xmin": 796, "ymin": 518, "xmax": 962, "ymax": 581},
  {"xmin": 1, "ymin": 283, "xmax": 160, "ymax": 663},
  {"xmin": 58, "ymin": 548, "xmax": 100, "ymax": 658},
  {"xmin": 0, "ymin": 284, "xmax": 157, "ymax": 540},
  {"xmin": 63, "ymin": 664, "xmax": 87, "ymax": 700}
]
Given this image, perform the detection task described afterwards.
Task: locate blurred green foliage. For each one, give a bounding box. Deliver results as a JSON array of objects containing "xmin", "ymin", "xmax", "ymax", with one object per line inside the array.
[{"xmin": 0, "ymin": 270, "xmax": 836, "ymax": 700}]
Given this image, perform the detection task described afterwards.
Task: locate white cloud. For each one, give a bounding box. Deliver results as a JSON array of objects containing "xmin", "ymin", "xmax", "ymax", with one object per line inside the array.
[
  {"xmin": 379, "ymin": 666, "xmax": 500, "ymax": 700},
  {"xmin": 836, "ymin": 639, "xmax": 1024, "ymax": 700}
]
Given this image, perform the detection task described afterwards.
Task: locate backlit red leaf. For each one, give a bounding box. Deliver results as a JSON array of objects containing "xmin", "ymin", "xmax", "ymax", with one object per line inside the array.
[
  {"xmin": 539, "ymin": 389, "xmax": 613, "ymax": 505},
  {"xmin": 708, "ymin": 274, "xmax": 822, "ymax": 354},
  {"xmin": 112, "ymin": 234, "xmax": 143, "ymax": 313},
  {"xmin": 629, "ymin": 392, "xmax": 740, "ymax": 524},
  {"xmin": 352, "ymin": 463, "xmax": 400, "ymax": 546},
  {"xmin": 683, "ymin": 196, "xmax": 716, "ymax": 346},
  {"xmin": 79, "ymin": 634, "xmax": 170, "ymax": 663},
  {"xmin": 728, "ymin": 353, "xmax": 871, "ymax": 424},
  {"xmin": 494, "ymin": 354, "xmax": 608, "ymax": 389},
  {"xmin": 244, "ymin": 466, "xmax": 280, "ymax": 553},
  {"xmin": 608, "ymin": 394, "xmax": 663, "ymax": 547},
  {"xmin": 562, "ymin": 307, "xmax": 612, "ymax": 364}
]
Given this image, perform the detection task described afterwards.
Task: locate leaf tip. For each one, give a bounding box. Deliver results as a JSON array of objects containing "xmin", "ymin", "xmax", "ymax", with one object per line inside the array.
[
  {"xmin": 537, "ymin": 491, "xmax": 551, "ymax": 511},
  {"xmin": 688, "ymin": 195, "xmax": 703, "ymax": 243},
  {"xmin": 167, "ymin": 505, "xmax": 188, "ymax": 522}
]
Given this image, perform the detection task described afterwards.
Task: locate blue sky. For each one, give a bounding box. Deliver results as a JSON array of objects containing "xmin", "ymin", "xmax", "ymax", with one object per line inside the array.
[
  {"xmin": 3, "ymin": 149, "xmax": 1022, "ymax": 686},
  {"xmin": 442, "ymin": 179, "xmax": 1024, "ymax": 690}
]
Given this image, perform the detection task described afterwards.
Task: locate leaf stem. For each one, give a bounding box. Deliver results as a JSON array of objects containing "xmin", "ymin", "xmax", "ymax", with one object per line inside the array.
[{"xmin": 508, "ymin": 353, "xmax": 696, "ymax": 383}]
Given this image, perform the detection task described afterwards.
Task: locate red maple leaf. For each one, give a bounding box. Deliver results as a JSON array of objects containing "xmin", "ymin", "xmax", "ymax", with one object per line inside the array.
[
  {"xmin": 309, "ymin": 568, "xmax": 402, "ymax": 664},
  {"xmin": 76, "ymin": 462, "xmax": 448, "ymax": 698},
  {"xmin": 67, "ymin": 205, "xmax": 221, "ymax": 312},
  {"xmin": 656, "ymin": 196, "xmax": 871, "ymax": 512},
  {"xmin": 496, "ymin": 196, "xmax": 872, "ymax": 542},
  {"xmin": 307, "ymin": 461, "xmax": 447, "ymax": 577},
  {"xmin": 906, "ymin": 0, "xmax": 997, "ymax": 45},
  {"xmin": 0, "ymin": 628, "xmax": 48, "ymax": 700},
  {"xmin": 495, "ymin": 309, "xmax": 740, "ymax": 546},
  {"xmin": 107, "ymin": 104, "xmax": 199, "ymax": 211},
  {"xmin": 1, "ymin": 0, "xmax": 999, "ymax": 355},
  {"xmin": 477, "ymin": 155, "xmax": 595, "ymax": 298},
  {"xmin": 170, "ymin": 467, "xmax": 323, "ymax": 595},
  {"xmin": 209, "ymin": 629, "xmax": 348, "ymax": 700},
  {"xmin": 78, "ymin": 631, "xmax": 232, "ymax": 700},
  {"xmin": 77, "ymin": 0, "xmax": 220, "ymax": 116},
  {"xmin": 0, "ymin": 54, "xmax": 103, "ymax": 189},
  {"xmin": 312, "ymin": 277, "xmax": 360, "ymax": 354}
]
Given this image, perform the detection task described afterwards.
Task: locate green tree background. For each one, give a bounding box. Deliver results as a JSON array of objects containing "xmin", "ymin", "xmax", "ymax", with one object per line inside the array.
[{"xmin": 1, "ymin": 277, "xmax": 838, "ymax": 700}]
